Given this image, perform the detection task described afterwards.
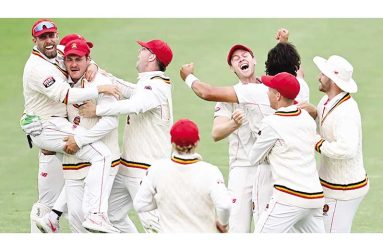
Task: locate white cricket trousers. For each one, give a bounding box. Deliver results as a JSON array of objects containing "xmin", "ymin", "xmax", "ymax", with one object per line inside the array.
[
  {"xmin": 30, "ymin": 151, "xmax": 64, "ymax": 233},
  {"xmin": 323, "ymin": 196, "xmax": 365, "ymax": 233},
  {"xmin": 65, "ymin": 179, "xmax": 87, "ymax": 233},
  {"xmin": 252, "ymin": 164, "xmax": 273, "ymax": 225},
  {"xmin": 65, "ymin": 165, "xmax": 118, "ymax": 233},
  {"xmin": 31, "ymin": 117, "xmax": 112, "ymax": 214},
  {"xmin": 108, "ymin": 172, "xmax": 160, "ymax": 233},
  {"xmin": 255, "ymin": 198, "xmax": 325, "ymax": 233},
  {"xmin": 227, "ymin": 166, "xmax": 256, "ymax": 233}
]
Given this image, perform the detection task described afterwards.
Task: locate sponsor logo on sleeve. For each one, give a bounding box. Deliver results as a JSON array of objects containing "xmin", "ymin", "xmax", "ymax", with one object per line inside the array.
[
  {"xmin": 144, "ymin": 85, "xmax": 152, "ymax": 90},
  {"xmin": 215, "ymin": 106, "xmax": 221, "ymax": 112},
  {"xmin": 42, "ymin": 76, "xmax": 56, "ymax": 88}
]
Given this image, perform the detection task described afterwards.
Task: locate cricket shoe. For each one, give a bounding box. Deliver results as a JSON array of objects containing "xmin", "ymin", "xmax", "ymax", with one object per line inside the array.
[
  {"xmin": 82, "ymin": 212, "xmax": 120, "ymax": 233},
  {"xmin": 35, "ymin": 214, "xmax": 60, "ymax": 233}
]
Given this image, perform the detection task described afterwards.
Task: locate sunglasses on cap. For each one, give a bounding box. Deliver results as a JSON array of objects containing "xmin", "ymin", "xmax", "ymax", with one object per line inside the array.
[{"xmin": 33, "ymin": 21, "xmax": 56, "ymax": 33}]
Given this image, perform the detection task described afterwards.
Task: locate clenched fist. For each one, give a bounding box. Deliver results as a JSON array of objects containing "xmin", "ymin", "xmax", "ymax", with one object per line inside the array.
[
  {"xmin": 180, "ymin": 63, "xmax": 195, "ymax": 81},
  {"xmin": 276, "ymin": 28, "xmax": 289, "ymax": 43}
]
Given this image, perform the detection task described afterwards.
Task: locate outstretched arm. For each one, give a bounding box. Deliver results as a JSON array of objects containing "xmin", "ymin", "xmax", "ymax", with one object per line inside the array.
[{"xmin": 180, "ymin": 63, "xmax": 239, "ymax": 103}]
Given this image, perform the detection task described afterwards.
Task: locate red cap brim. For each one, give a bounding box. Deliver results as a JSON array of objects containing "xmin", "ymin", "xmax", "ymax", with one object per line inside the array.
[
  {"xmin": 137, "ymin": 40, "xmax": 149, "ymax": 49},
  {"xmin": 64, "ymin": 49, "xmax": 87, "ymax": 57},
  {"xmin": 33, "ymin": 28, "xmax": 57, "ymax": 38},
  {"xmin": 261, "ymin": 75, "xmax": 275, "ymax": 89}
]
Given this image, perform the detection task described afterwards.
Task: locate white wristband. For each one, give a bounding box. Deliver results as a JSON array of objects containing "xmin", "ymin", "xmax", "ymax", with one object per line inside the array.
[{"xmin": 185, "ymin": 74, "xmax": 199, "ymax": 88}]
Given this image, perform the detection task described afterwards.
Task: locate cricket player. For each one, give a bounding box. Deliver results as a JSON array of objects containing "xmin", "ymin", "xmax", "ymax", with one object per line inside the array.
[
  {"xmin": 180, "ymin": 29, "xmax": 310, "ymax": 229},
  {"xmin": 300, "ymin": 55, "xmax": 369, "ymax": 233},
  {"xmin": 56, "ymin": 39, "xmax": 121, "ymax": 232},
  {"xmin": 29, "ymin": 33, "xmax": 136, "ymax": 233},
  {"xmin": 21, "ymin": 20, "xmax": 104, "ymax": 233},
  {"xmin": 134, "ymin": 119, "xmax": 232, "ymax": 233},
  {"xmin": 79, "ymin": 39, "xmax": 173, "ymax": 233},
  {"xmin": 22, "ymin": 19, "xmax": 120, "ymax": 233},
  {"xmin": 212, "ymin": 43, "xmax": 274, "ymax": 232},
  {"xmin": 33, "ymin": 33, "xmax": 97, "ymax": 233},
  {"xmin": 249, "ymin": 72, "xmax": 325, "ymax": 233}
]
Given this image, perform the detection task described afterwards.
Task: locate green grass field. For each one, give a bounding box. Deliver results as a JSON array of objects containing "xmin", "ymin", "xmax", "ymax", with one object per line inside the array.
[{"xmin": 0, "ymin": 18, "xmax": 382, "ymax": 233}]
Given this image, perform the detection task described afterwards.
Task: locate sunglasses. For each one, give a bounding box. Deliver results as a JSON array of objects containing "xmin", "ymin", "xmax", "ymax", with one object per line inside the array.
[{"xmin": 33, "ymin": 21, "xmax": 56, "ymax": 33}]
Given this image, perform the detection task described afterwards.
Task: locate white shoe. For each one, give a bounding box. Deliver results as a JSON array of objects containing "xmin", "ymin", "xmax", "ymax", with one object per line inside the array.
[
  {"xmin": 82, "ymin": 213, "xmax": 120, "ymax": 233},
  {"xmin": 35, "ymin": 214, "xmax": 60, "ymax": 233}
]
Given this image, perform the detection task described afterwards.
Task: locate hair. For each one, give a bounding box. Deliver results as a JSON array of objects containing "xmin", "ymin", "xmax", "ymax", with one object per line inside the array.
[
  {"xmin": 265, "ymin": 42, "xmax": 301, "ymax": 77},
  {"xmin": 173, "ymin": 143, "xmax": 196, "ymax": 155},
  {"xmin": 156, "ymin": 58, "xmax": 166, "ymax": 72}
]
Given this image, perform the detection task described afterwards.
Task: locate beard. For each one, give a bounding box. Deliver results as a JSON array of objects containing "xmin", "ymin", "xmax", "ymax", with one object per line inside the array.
[{"xmin": 43, "ymin": 48, "xmax": 58, "ymax": 59}]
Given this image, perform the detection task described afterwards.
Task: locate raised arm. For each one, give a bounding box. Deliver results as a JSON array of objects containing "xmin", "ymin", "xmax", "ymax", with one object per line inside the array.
[{"xmin": 180, "ymin": 63, "xmax": 239, "ymax": 103}]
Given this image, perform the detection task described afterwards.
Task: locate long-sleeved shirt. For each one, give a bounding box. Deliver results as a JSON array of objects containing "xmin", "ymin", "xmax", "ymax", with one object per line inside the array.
[
  {"xmin": 23, "ymin": 46, "xmax": 99, "ymax": 120},
  {"xmin": 249, "ymin": 105, "xmax": 324, "ymax": 208},
  {"xmin": 110, "ymin": 71, "xmax": 173, "ymax": 177},
  {"xmin": 133, "ymin": 152, "xmax": 231, "ymax": 233},
  {"xmin": 214, "ymin": 82, "xmax": 274, "ymax": 169},
  {"xmin": 62, "ymin": 73, "xmax": 119, "ymax": 180},
  {"xmin": 315, "ymin": 92, "xmax": 369, "ymax": 200}
]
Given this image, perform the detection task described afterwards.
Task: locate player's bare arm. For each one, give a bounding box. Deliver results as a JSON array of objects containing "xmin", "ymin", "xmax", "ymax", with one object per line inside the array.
[
  {"xmin": 180, "ymin": 63, "xmax": 239, "ymax": 103},
  {"xmin": 212, "ymin": 109, "xmax": 244, "ymax": 142},
  {"xmin": 297, "ymin": 102, "xmax": 318, "ymax": 120}
]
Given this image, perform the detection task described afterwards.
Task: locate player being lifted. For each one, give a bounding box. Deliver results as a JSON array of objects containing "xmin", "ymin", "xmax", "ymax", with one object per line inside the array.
[{"xmin": 21, "ymin": 19, "xmax": 121, "ymax": 233}]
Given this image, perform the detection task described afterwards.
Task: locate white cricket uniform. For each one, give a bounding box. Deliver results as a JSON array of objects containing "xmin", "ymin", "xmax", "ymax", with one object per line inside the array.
[
  {"xmin": 61, "ymin": 73, "xmax": 123, "ymax": 233},
  {"xmin": 233, "ymin": 77, "xmax": 311, "ymax": 228},
  {"xmin": 96, "ymin": 71, "xmax": 173, "ymax": 233},
  {"xmin": 296, "ymin": 77, "xmax": 310, "ymax": 103},
  {"xmin": 24, "ymin": 46, "xmax": 67, "ymax": 232},
  {"xmin": 249, "ymin": 106, "xmax": 325, "ymax": 233},
  {"xmin": 134, "ymin": 152, "xmax": 231, "ymax": 233},
  {"xmin": 23, "ymin": 47, "xmax": 113, "ymax": 220},
  {"xmin": 315, "ymin": 92, "xmax": 369, "ymax": 233},
  {"xmin": 214, "ymin": 82, "xmax": 274, "ymax": 232}
]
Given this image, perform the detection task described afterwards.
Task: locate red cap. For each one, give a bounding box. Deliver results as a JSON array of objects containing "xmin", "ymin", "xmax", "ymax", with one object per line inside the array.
[
  {"xmin": 32, "ymin": 19, "xmax": 57, "ymax": 37},
  {"xmin": 60, "ymin": 33, "xmax": 94, "ymax": 48},
  {"xmin": 227, "ymin": 44, "xmax": 254, "ymax": 66},
  {"xmin": 261, "ymin": 72, "xmax": 300, "ymax": 100},
  {"xmin": 137, "ymin": 40, "xmax": 173, "ymax": 67},
  {"xmin": 64, "ymin": 39, "xmax": 90, "ymax": 57},
  {"xmin": 170, "ymin": 119, "xmax": 200, "ymax": 147}
]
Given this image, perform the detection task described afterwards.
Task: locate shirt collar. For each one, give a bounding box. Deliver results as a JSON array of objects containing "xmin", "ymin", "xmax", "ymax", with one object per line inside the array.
[
  {"xmin": 137, "ymin": 71, "xmax": 165, "ymax": 80},
  {"xmin": 276, "ymin": 104, "xmax": 298, "ymax": 112},
  {"xmin": 171, "ymin": 152, "xmax": 202, "ymax": 161},
  {"xmin": 325, "ymin": 91, "xmax": 348, "ymax": 109}
]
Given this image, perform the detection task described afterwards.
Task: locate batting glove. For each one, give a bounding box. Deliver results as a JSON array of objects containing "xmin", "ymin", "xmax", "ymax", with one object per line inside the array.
[{"xmin": 20, "ymin": 114, "xmax": 43, "ymax": 137}]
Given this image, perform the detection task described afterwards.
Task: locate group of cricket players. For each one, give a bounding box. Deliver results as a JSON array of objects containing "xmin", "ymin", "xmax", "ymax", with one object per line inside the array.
[{"xmin": 20, "ymin": 19, "xmax": 369, "ymax": 233}]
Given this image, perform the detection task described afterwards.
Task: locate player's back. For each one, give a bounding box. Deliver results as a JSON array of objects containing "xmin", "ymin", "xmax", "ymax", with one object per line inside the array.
[{"xmin": 150, "ymin": 158, "xmax": 223, "ymax": 232}]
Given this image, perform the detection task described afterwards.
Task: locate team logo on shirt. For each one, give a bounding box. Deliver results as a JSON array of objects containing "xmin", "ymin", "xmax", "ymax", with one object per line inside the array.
[
  {"xmin": 42, "ymin": 76, "xmax": 56, "ymax": 88},
  {"xmin": 323, "ymin": 204, "xmax": 329, "ymax": 216},
  {"xmin": 73, "ymin": 116, "xmax": 81, "ymax": 125}
]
